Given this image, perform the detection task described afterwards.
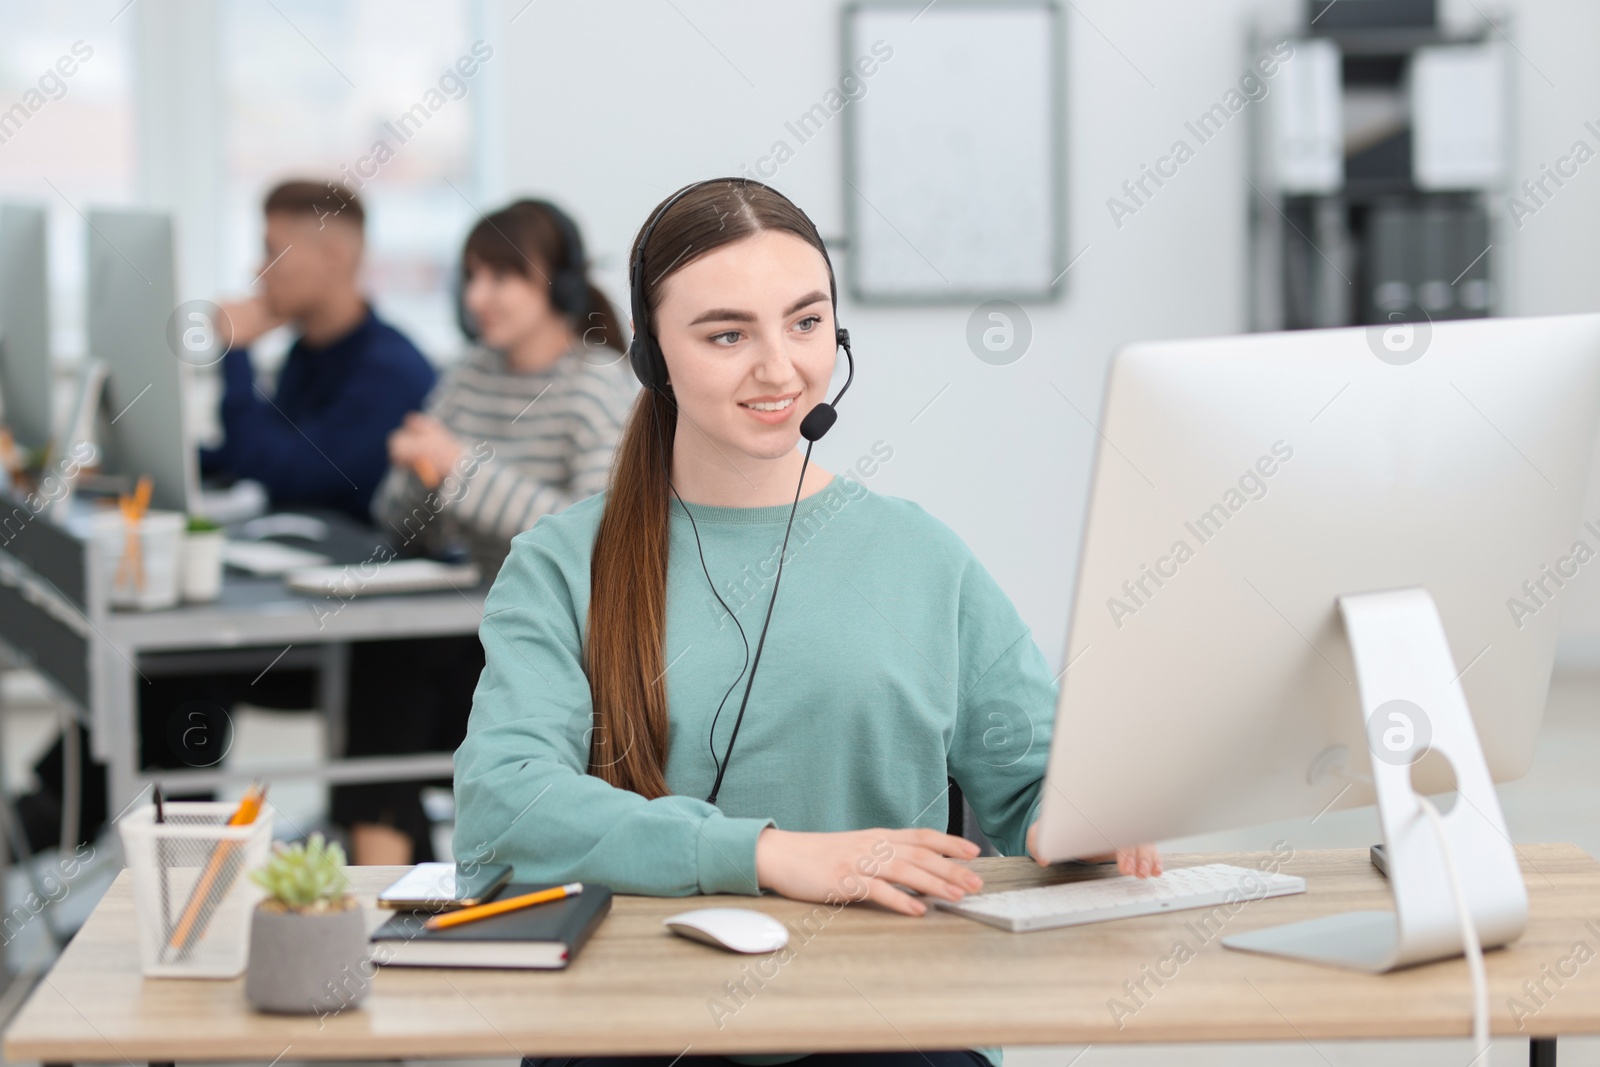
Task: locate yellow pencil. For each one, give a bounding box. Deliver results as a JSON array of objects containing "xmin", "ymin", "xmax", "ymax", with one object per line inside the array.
[
  {"xmin": 168, "ymin": 782, "xmax": 267, "ymax": 954},
  {"xmin": 424, "ymin": 882, "xmax": 582, "ymax": 931},
  {"xmin": 413, "ymin": 457, "xmax": 441, "ymax": 489}
]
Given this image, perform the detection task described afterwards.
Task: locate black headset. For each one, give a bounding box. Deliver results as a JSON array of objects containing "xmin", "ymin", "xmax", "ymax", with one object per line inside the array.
[
  {"xmin": 456, "ymin": 198, "xmax": 592, "ymax": 343},
  {"xmin": 628, "ymin": 177, "xmax": 855, "ymax": 804}
]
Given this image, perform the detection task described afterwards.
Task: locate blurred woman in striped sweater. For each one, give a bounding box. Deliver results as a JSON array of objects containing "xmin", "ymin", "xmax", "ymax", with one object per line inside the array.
[
  {"xmin": 338, "ymin": 199, "xmax": 638, "ymax": 865},
  {"xmin": 375, "ymin": 199, "xmax": 638, "ymax": 575}
]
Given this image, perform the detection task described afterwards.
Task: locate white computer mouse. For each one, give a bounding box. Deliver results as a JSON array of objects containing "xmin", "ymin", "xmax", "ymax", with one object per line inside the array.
[{"xmin": 663, "ymin": 908, "xmax": 790, "ymax": 953}]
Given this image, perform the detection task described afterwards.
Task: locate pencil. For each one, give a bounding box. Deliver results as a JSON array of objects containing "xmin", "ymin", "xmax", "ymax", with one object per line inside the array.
[
  {"xmin": 168, "ymin": 782, "xmax": 267, "ymax": 955},
  {"xmin": 115, "ymin": 475, "xmax": 154, "ymax": 593},
  {"xmin": 424, "ymin": 882, "xmax": 582, "ymax": 931},
  {"xmin": 413, "ymin": 457, "xmax": 441, "ymax": 489}
]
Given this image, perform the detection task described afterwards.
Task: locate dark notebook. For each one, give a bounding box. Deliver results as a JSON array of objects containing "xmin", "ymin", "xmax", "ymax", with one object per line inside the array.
[{"xmin": 372, "ymin": 883, "xmax": 613, "ymax": 969}]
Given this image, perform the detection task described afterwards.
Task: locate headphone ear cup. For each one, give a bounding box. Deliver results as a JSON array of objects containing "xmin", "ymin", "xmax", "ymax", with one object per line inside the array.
[
  {"xmin": 537, "ymin": 199, "xmax": 592, "ymax": 321},
  {"xmin": 628, "ymin": 336, "xmax": 656, "ymax": 390},
  {"xmin": 550, "ymin": 271, "xmax": 590, "ymax": 319},
  {"xmin": 454, "ymin": 268, "xmax": 478, "ymax": 343}
]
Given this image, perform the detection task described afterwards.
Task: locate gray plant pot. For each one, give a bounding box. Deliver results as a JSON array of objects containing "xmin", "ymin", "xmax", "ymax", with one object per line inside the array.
[{"xmin": 244, "ymin": 901, "xmax": 372, "ymax": 1015}]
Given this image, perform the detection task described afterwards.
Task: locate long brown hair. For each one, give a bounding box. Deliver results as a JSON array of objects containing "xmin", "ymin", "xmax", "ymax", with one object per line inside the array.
[
  {"xmin": 461, "ymin": 199, "xmax": 626, "ymax": 353},
  {"xmin": 585, "ymin": 179, "xmax": 835, "ymax": 798}
]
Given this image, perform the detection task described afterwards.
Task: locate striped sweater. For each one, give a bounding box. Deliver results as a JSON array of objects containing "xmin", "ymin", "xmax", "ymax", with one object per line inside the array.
[{"xmin": 372, "ymin": 343, "xmax": 640, "ymax": 578}]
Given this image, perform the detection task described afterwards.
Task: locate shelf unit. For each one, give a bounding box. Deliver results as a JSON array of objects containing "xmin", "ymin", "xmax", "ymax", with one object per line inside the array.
[{"xmin": 1248, "ymin": 3, "xmax": 1512, "ymax": 333}]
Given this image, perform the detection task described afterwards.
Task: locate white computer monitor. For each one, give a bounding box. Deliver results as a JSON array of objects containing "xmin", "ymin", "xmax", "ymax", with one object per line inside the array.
[
  {"xmin": 1034, "ymin": 313, "xmax": 1600, "ymax": 970},
  {"xmin": 87, "ymin": 208, "xmax": 197, "ymax": 514},
  {"xmin": 0, "ymin": 203, "xmax": 54, "ymax": 454}
]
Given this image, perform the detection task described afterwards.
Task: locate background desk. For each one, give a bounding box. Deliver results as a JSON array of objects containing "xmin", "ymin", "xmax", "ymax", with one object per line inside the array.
[
  {"xmin": 7, "ymin": 845, "xmax": 1600, "ymax": 1064},
  {"xmin": 0, "ymin": 498, "xmax": 487, "ymax": 816}
]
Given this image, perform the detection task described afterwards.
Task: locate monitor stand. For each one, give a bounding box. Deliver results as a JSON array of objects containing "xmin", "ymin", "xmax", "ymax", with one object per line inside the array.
[{"xmin": 1222, "ymin": 586, "xmax": 1528, "ymax": 972}]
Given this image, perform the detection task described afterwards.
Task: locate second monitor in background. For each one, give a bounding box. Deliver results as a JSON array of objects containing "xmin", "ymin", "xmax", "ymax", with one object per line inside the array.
[
  {"xmin": 0, "ymin": 203, "xmax": 54, "ymax": 455},
  {"xmin": 87, "ymin": 208, "xmax": 197, "ymax": 515}
]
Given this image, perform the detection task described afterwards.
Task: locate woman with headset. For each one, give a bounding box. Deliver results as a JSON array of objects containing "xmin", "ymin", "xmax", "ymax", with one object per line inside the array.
[
  {"xmin": 337, "ymin": 199, "xmax": 637, "ymax": 866},
  {"xmin": 454, "ymin": 179, "xmax": 1157, "ymax": 1067}
]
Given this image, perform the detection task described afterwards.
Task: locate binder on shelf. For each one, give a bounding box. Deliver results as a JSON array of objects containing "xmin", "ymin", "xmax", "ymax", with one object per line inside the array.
[
  {"xmin": 1453, "ymin": 206, "xmax": 1492, "ymax": 316},
  {"xmin": 1411, "ymin": 44, "xmax": 1506, "ymax": 192},
  {"xmin": 1364, "ymin": 200, "xmax": 1417, "ymax": 323},
  {"xmin": 1417, "ymin": 202, "xmax": 1456, "ymax": 316},
  {"xmin": 1362, "ymin": 199, "xmax": 1490, "ymax": 326},
  {"xmin": 1267, "ymin": 37, "xmax": 1344, "ymax": 195}
]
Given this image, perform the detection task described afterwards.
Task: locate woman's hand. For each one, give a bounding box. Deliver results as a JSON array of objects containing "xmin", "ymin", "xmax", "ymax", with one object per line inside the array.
[
  {"xmin": 388, "ymin": 413, "xmax": 463, "ymax": 488},
  {"xmin": 754, "ymin": 827, "xmax": 984, "ymax": 917},
  {"xmin": 1026, "ymin": 821, "xmax": 1163, "ymax": 878}
]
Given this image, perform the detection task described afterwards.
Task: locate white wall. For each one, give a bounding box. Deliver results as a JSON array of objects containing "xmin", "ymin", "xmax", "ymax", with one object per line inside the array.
[
  {"xmin": 1457, "ymin": 0, "xmax": 1600, "ymax": 665},
  {"xmin": 490, "ymin": 0, "xmax": 1600, "ymax": 670}
]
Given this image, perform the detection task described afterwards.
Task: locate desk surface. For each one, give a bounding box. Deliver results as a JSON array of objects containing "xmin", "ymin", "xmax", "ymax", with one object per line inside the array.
[
  {"xmin": 100, "ymin": 575, "xmax": 490, "ymax": 650},
  {"xmin": 99, "ymin": 507, "xmax": 489, "ymax": 650},
  {"xmin": 8, "ymin": 845, "xmax": 1600, "ymax": 1062}
]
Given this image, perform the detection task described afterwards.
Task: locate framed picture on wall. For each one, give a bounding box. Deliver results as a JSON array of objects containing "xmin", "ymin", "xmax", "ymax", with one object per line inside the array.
[{"xmin": 842, "ymin": 0, "xmax": 1065, "ymax": 304}]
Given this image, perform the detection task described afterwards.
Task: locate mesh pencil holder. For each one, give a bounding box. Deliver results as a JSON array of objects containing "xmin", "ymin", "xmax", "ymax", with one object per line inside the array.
[{"xmin": 119, "ymin": 801, "xmax": 274, "ymax": 978}]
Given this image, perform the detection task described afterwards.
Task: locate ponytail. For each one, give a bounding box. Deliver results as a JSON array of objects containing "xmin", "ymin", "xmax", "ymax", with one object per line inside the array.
[
  {"xmin": 585, "ymin": 388, "xmax": 676, "ymax": 798},
  {"xmin": 576, "ymin": 280, "xmax": 627, "ymax": 355}
]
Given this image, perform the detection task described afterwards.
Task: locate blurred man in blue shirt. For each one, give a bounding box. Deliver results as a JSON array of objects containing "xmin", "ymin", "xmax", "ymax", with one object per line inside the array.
[
  {"xmin": 201, "ymin": 179, "xmax": 435, "ymax": 522},
  {"xmin": 16, "ymin": 181, "xmax": 436, "ymax": 859}
]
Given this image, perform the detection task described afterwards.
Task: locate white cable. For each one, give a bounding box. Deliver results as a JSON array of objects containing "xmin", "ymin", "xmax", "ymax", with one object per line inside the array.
[
  {"xmin": 1416, "ymin": 794, "xmax": 1490, "ymax": 1067},
  {"xmin": 1325, "ymin": 752, "xmax": 1490, "ymax": 1061}
]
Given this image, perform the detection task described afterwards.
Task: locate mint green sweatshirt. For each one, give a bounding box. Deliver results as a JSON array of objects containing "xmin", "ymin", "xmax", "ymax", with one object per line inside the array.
[{"xmin": 453, "ymin": 471, "xmax": 1058, "ymax": 1067}]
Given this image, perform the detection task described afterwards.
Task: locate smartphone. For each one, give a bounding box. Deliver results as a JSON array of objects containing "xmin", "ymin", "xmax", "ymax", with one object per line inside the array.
[{"xmin": 377, "ymin": 862, "xmax": 514, "ymax": 911}]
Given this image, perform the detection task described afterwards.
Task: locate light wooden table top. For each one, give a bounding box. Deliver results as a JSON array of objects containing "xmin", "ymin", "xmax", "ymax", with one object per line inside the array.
[{"xmin": 8, "ymin": 845, "xmax": 1600, "ymax": 1062}]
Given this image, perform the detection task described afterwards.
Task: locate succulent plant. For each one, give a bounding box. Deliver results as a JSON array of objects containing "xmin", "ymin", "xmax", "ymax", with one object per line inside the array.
[{"xmin": 249, "ymin": 832, "xmax": 352, "ymax": 911}]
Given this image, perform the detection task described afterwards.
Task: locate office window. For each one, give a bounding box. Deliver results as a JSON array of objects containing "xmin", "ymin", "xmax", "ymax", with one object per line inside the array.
[
  {"xmin": 219, "ymin": 0, "xmax": 486, "ymax": 362},
  {"xmin": 0, "ymin": 1, "xmax": 137, "ymax": 361}
]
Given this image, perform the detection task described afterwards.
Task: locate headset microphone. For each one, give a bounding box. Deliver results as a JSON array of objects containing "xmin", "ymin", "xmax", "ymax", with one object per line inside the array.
[{"xmin": 799, "ymin": 328, "xmax": 851, "ymax": 441}]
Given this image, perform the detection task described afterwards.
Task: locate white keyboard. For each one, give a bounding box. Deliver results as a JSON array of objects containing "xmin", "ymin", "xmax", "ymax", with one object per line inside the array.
[
  {"xmin": 933, "ymin": 862, "xmax": 1306, "ymax": 932},
  {"xmin": 284, "ymin": 559, "xmax": 481, "ymax": 597},
  {"xmin": 221, "ymin": 540, "xmax": 332, "ymax": 576}
]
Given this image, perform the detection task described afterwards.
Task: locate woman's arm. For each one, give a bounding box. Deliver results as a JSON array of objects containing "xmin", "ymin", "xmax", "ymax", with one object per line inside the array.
[
  {"xmin": 452, "ymin": 530, "xmax": 774, "ymax": 895},
  {"xmin": 946, "ymin": 553, "xmax": 1162, "ymax": 877},
  {"xmin": 947, "ymin": 621, "xmax": 1057, "ymax": 857},
  {"xmin": 369, "ymin": 358, "xmax": 466, "ymax": 551},
  {"xmin": 369, "ymin": 461, "xmax": 432, "ymax": 549}
]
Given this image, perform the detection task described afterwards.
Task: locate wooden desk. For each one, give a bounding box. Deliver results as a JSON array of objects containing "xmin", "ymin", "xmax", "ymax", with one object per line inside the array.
[{"xmin": 7, "ymin": 845, "xmax": 1600, "ymax": 1064}]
